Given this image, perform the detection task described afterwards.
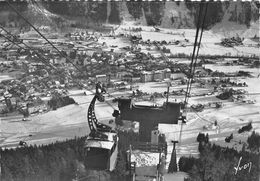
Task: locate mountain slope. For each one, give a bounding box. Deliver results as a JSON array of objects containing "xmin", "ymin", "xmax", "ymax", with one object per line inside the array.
[
  {"xmin": 160, "ymin": 1, "xmax": 195, "ymax": 29},
  {"xmin": 1, "ymin": 1, "xmax": 259, "ymax": 38},
  {"xmin": 211, "ymin": 1, "xmax": 259, "ymax": 37}
]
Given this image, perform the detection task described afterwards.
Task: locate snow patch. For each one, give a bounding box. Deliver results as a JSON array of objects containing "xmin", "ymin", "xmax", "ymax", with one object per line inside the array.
[{"xmin": 161, "ymin": 2, "xmax": 194, "ymax": 29}]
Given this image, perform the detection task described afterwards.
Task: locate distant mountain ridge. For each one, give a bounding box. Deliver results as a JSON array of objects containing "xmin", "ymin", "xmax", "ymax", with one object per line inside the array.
[{"xmin": 0, "ymin": 1, "xmax": 259, "ymax": 37}]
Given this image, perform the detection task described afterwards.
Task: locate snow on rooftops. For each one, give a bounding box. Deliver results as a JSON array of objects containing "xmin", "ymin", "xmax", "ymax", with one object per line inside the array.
[
  {"xmin": 85, "ymin": 140, "xmax": 114, "ymax": 150},
  {"xmin": 130, "ymin": 150, "xmax": 160, "ymax": 167},
  {"xmin": 85, "ymin": 132, "xmax": 117, "ymax": 150},
  {"xmin": 141, "ymin": 71, "xmax": 153, "ymax": 75},
  {"xmin": 96, "ymin": 74, "xmax": 106, "ymax": 78}
]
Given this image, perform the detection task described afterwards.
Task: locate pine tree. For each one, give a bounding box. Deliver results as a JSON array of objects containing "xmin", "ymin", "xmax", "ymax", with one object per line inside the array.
[
  {"xmin": 205, "ymin": 133, "xmax": 209, "ymax": 143},
  {"xmin": 168, "ymin": 149, "xmax": 177, "ymax": 173},
  {"xmin": 168, "ymin": 141, "xmax": 178, "ymax": 173}
]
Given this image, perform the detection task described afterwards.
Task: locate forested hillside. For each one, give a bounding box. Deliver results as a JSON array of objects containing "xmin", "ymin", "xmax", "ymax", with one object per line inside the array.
[
  {"xmin": 181, "ymin": 131, "xmax": 260, "ymax": 181},
  {"xmin": 1, "ymin": 131, "xmax": 259, "ymax": 181},
  {"xmin": 0, "ymin": 1, "xmax": 259, "ymax": 32},
  {"xmin": 1, "ymin": 131, "xmax": 139, "ymax": 181}
]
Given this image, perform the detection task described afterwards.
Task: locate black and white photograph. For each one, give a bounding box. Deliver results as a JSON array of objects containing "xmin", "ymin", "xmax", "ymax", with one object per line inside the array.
[{"xmin": 0, "ymin": 1, "xmax": 259, "ymax": 181}]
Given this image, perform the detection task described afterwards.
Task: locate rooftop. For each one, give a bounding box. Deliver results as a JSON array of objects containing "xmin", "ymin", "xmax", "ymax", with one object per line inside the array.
[{"xmin": 85, "ymin": 132, "xmax": 118, "ymax": 150}]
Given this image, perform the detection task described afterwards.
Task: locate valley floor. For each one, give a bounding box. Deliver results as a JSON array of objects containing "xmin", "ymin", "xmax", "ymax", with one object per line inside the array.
[{"xmin": 1, "ymin": 26, "xmax": 260, "ymax": 180}]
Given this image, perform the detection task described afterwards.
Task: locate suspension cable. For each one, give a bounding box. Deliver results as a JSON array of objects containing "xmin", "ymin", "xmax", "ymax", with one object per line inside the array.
[
  {"xmin": 0, "ymin": 27, "xmax": 57, "ymax": 71},
  {"xmin": 7, "ymin": 1, "xmax": 84, "ymax": 75},
  {"xmin": 0, "ymin": 33, "xmax": 25, "ymax": 50},
  {"xmin": 179, "ymin": 2, "xmax": 208, "ymax": 144},
  {"xmin": 184, "ymin": 2, "xmax": 204, "ymax": 108},
  {"xmin": 1, "ymin": 24, "xmax": 31, "ymax": 50},
  {"xmin": 186, "ymin": 2, "xmax": 208, "ymax": 105},
  {"xmin": 1, "ymin": 33, "xmax": 57, "ymax": 70}
]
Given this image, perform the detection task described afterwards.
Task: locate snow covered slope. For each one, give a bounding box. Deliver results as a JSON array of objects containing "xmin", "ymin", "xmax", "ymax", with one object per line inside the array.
[{"xmin": 211, "ymin": 2, "xmax": 259, "ymax": 38}]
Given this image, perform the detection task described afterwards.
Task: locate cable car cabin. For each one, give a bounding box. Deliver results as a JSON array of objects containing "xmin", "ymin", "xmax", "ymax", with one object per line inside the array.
[
  {"xmin": 84, "ymin": 82, "xmax": 118, "ymax": 171},
  {"xmin": 84, "ymin": 131, "xmax": 118, "ymax": 171}
]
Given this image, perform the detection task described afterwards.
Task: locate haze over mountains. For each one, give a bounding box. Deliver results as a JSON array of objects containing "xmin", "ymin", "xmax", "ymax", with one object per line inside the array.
[{"xmin": 0, "ymin": 1, "xmax": 259, "ymax": 37}]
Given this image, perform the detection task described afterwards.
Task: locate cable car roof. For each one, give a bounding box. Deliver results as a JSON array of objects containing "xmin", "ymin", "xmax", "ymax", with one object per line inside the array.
[{"xmin": 85, "ymin": 139, "xmax": 115, "ymax": 150}]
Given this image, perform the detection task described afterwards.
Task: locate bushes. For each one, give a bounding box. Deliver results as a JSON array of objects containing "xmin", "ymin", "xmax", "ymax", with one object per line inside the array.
[
  {"xmin": 196, "ymin": 132, "xmax": 209, "ymax": 143},
  {"xmin": 1, "ymin": 137, "xmax": 86, "ymax": 181},
  {"xmin": 1, "ymin": 132, "xmax": 135, "ymax": 181},
  {"xmin": 183, "ymin": 142, "xmax": 260, "ymax": 181},
  {"xmin": 178, "ymin": 156, "xmax": 197, "ymax": 172},
  {"xmin": 225, "ymin": 133, "xmax": 233, "ymax": 143},
  {"xmin": 183, "ymin": 127, "xmax": 260, "ymax": 180},
  {"xmin": 238, "ymin": 122, "xmax": 252, "ymax": 134},
  {"xmin": 48, "ymin": 95, "xmax": 76, "ymax": 110},
  {"xmin": 196, "ymin": 132, "xmax": 204, "ymax": 142},
  {"xmin": 247, "ymin": 131, "xmax": 260, "ymax": 152}
]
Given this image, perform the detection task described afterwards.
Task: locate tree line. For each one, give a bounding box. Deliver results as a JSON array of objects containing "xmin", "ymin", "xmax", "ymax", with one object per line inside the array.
[
  {"xmin": 1, "ymin": 130, "xmax": 141, "ymax": 181},
  {"xmin": 179, "ymin": 131, "xmax": 260, "ymax": 181}
]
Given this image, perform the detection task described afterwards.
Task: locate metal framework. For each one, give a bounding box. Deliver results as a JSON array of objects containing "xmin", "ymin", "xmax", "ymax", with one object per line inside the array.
[{"xmin": 87, "ymin": 83, "xmax": 115, "ymax": 140}]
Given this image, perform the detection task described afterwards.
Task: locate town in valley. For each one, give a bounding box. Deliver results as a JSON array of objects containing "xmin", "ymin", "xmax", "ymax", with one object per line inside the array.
[{"xmin": 1, "ymin": 1, "xmax": 260, "ymax": 181}]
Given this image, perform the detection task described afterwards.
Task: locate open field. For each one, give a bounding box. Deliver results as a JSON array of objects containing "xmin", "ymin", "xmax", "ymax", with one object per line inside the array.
[
  {"xmin": 117, "ymin": 25, "xmax": 260, "ymax": 57},
  {"xmin": 0, "ymin": 89, "xmax": 115, "ymax": 148}
]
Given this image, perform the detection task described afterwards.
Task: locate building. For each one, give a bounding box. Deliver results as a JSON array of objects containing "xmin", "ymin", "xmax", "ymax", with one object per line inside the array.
[
  {"xmin": 164, "ymin": 68, "xmax": 171, "ymax": 79},
  {"xmin": 27, "ymin": 103, "xmax": 47, "ymax": 114},
  {"xmin": 194, "ymin": 67, "xmax": 209, "ymax": 77},
  {"xmin": 154, "ymin": 70, "xmax": 164, "ymax": 81},
  {"xmin": 52, "ymin": 57, "xmax": 66, "ymax": 65},
  {"xmin": 132, "ymin": 77, "xmax": 141, "ymax": 83},
  {"xmin": 122, "ymin": 74, "xmax": 133, "ymax": 82},
  {"xmin": 141, "ymin": 69, "xmax": 172, "ymax": 83},
  {"xmin": 117, "ymin": 98, "xmax": 182, "ymax": 141},
  {"xmin": 96, "ymin": 74, "xmax": 107, "ymax": 84},
  {"xmin": 170, "ymin": 73, "xmax": 186, "ymax": 80},
  {"xmin": 116, "ymin": 71, "xmax": 130, "ymax": 80},
  {"xmin": 140, "ymin": 71, "xmax": 153, "ymax": 83}
]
